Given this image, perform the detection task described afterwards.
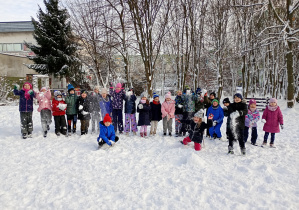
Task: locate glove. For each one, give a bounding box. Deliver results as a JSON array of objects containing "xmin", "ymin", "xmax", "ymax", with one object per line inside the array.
[
  {"xmin": 280, "ymin": 124, "xmax": 283, "ymax": 130},
  {"xmin": 28, "ymin": 90, "xmax": 34, "ymax": 95},
  {"xmin": 82, "ymin": 111, "xmax": 89, "ymax": 115},
  {"xmin": 138, "ymin": 104, "xmax": 143, "ymax": 109},
  {"xmin": 14, "ymin": 84, "xmax": 20, "ymax": 90},
  {"xmin": 178, "ymin": 104, "xmax": 183, "ymax": 108},
  {"xmin": 261, "ymin": 119, "xmax": 266, "ymax": 123},
  {"xmin": 79, "ymin": 105, "xmax": 83, "ymax": 110},
  {"xmin": 213, "ymin": 121, "xmax": 217, "ymax": 126},
  {"xmin": 222, "ymin": 106, "xmax": 228, "ymax": 111}
]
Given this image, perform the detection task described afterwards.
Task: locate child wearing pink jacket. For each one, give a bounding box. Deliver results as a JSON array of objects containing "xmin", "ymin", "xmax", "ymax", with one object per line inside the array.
[
  {"xmin": 36, "ymin": 87, "xmax": 52, "ymax": 137},
  {"xmin": 161, "ymin": 92, "xmax": 175, "ymax": 136}
]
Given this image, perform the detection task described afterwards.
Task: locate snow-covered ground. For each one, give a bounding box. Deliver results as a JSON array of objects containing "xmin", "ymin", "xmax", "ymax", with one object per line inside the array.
[{"xmin": 0, "ymin": 100, "xmax": 299, "ymax": 209}]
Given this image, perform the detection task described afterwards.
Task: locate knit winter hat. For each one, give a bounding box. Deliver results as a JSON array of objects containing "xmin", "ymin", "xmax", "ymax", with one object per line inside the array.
[
  {"xmin": 68, "ymin": 84, "xmax": 74, "ymax": 91},
  {"xmin": 194, "ymin": 109, "xmax": 205, "ymax": 118},
  {"xmin": 153, "ymin": 92, "xmax": 159, "ymax": 99},
  {"xmin": 196, "ymin": 88, "xmax": 201, "ymax": 94},
  {"xmin": 212, "ymin": 99, "xmax": 219, "ymax": 104},
  {"xmin": 249, "ymin": 99, "xmax": 257, "ymax": 106},
  {"xmin": 210, "ymin": 92, "xmax": 216, "ymax": 98},
  {"xmin": 101, "ymin": 88, "xmax": 107, "ymax": 94},
  {"xmin": 94, "ymin": 86, "xmax": 100, "ymax": 91},
  {"xmin": 234, "ymin": 93, "xmax": 243, "ymax": 100},
  {"xmin": 269, "ymin": 98, "xmax": 277, "ymax": 103},
  {"xmin": 223, "ymin": 98, "xmax": 230, "ymax": 104},
  {"xmin": 165, "ymin": 92, "xmax": 171, "ymax": 99},
  {"xmin": 81, "ymin": 89, "xmax": 87, "ymax": 95},
  {"xmin": 140, "ymin": 92, "xmax": 148, "ymax": 99},
  {"xmin": 103, "ymin": 114, "xmax": 112, "ymax": 123},
  {"xmin": 54, "ymin": 91, "xmax": 62, "ymax": 98},
  {"xmin": 23, "ymin": 82, "xmax": 32, "ymax": 89},
  {"xmin": 116, "ymin": 83, "xmax": 122, "ymax": 89}
]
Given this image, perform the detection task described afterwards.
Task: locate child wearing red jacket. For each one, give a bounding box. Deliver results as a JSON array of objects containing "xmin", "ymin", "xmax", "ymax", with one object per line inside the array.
[{"xmin": 52, "ymin": 91, "xmax": 67, "ymax": 136}]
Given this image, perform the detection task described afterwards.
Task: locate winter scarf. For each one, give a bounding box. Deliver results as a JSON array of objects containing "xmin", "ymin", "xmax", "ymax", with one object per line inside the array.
[
  {"xmin": 268, "ymin": 105, "xmax": 278, "ymax": 112},
  {"xmin": 153, "ymin": 100, "xmax": 160, "ymax": 105}
]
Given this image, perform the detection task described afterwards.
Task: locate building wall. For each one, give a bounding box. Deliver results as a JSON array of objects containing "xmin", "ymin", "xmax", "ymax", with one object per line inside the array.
[
  {"xmin": 0, "ymin": 53, "xmax": 37, "ymax": 77},
  {"xmin": 0, "ymin": 31, "xmax": 36, "ymax": 44}
]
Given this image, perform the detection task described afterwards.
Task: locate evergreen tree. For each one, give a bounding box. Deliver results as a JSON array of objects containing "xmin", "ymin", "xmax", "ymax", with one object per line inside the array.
[{"xmin": 26, "ymin": 0, "xmax": 80, "ymax": 77}]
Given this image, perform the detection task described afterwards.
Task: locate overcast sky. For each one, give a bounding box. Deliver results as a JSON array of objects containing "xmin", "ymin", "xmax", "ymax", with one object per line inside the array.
[{"xmin": 0, "ymin": 0, "xmax": 46, "ymax": 22}]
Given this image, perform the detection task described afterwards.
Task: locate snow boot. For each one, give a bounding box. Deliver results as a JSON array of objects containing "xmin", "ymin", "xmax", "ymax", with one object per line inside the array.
[
  {"xmin": 228, "ymin": 146, "xmax": 234, "ymax": 154},
  {"xmin": 169, "ymin": 132, "xmax": 172, "ymax": 136},
  {"xmin": 56, "ymin": 132, "xmax": 61, "ymax": 136},
  {"xmin": 22, "ymin": 133, "xmax": 27, "ymax": 139},
  {"xmin": 43, "ymin": 131, "xmax": 47, "ymax": 138},
  {"xmin": 27, "ymin": 132, "xmax": 32, "ymax": 138},
  {"xmin": 140, "ymin": 132, "xmax": 144, "ymax": 137},
  {"xmin": 241, "ymin": 147, "xmax": 246, "ymax": 155},
  {"xmin": 144, "ymin": 132, "xmax": 147, "ymax": 137},
  {"xmin": 47, "ymin": 125, "xmax": 50, "ymax": 131},
  {"xmin": 270, "ymin": 144, "xmax": 276, "ymax": 148},
  {"xmin": 175, "ymin": 132, "xmax": 178, "ymax": 136},
  {"xmin": 261, "ymin": 142, "xmax": 267, "ymax": 147},
  {"xmin": 180, "ymin": 140, "xmax": 184, "ymax": 145},
  {"xmin": 251, "ymin": 142, "xmax": 258, "ymax": 146},
  {"xmin": 133, "ymin": 132, "xmax": 137, "ymax": 135},
  {"xmin": 163, "ymin": 133, "xmax": 167, "ymax": 136}
]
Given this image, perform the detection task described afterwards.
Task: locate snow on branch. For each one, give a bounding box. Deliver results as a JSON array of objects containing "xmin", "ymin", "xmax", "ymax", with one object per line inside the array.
[
  {"xmin": 289, "ymin": 1, "xmax": 299, "ymax": 14},
  {"xmin": 269, "ymin": 0, "xmax": 285, "ymax": 25}
]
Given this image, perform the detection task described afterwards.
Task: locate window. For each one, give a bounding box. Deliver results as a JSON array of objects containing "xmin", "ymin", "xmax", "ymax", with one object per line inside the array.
[{"xmin": 0, "ymin": 43, "xmax": 26, "ymax": 52}]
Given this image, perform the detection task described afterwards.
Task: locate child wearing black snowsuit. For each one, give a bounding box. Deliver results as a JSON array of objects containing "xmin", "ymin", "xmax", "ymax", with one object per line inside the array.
[
  {"xmin": 222, "ymin": 97, "xmax": 230, "ymax": 141},
  {"xmin": 174, "ymin": 90, "xmax": 184, "ymax": 136},
  {"xmin": 150, "ymin": 93, "xmax": 162, "ymax": 136},
  {"xmin": 77, "ymin": 90, "xmax": 92, "ymax": 135},
  {"xmin": 227, "ymin": 93, "xmax": 248, "ymax": 155}
]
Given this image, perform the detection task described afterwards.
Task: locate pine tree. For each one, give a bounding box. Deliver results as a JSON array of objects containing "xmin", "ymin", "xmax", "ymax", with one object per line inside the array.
[{"xmin": 26, "ymin": 0, "xmax": 80, "ymax": 77}]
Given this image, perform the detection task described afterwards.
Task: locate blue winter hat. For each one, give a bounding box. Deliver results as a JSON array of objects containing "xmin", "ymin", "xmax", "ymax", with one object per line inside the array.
[
  {"xmin": 196, "ymin": 88, "xmax": 201, "ymax": 94},
  {"xmin": 68, "ymin": 84, "xmax": 75, "ymax": 91},
  {"xmin": 153, "ymin": 92, "xmax": 159, "ymax": 99},
  {"xmin": 234, "ymin": 93, "xmax": 243, "ymax": 100}
]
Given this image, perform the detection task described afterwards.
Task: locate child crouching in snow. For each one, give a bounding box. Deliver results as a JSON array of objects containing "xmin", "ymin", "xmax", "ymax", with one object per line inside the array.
[
  {"xmin": 261, "ymin": 98, "xmax": 283, "ymax": 148},
  {"xmin": 52, "ymin": 91, "xmax": 67, "ymax": 136},
  {"xmin": 137, "ymin": 93, "xmax": 151, "ymax": 137},
  {"xmin": 180, "ymin": 110, "xmax": 210, "ymax": 151},
  {"xmin": 161, "ymin": 92, "xmax": 175, "ymax": 136},
  {"xmin": 36, "ymin": 87, "xmax": 52, "ymax": 137},
  {"xmin": 13, "ymin": 82, "xmax": 35, "ymax": 139},
  {"xmin": 244, "ymin": 99, "xmax": 260, "ymax": 145},
  {"xmin": 97, "ymin": 114, "xmax": 119, "ymax": 147}
]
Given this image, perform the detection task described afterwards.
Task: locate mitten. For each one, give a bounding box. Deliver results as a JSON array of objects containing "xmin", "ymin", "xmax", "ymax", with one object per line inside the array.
[
  {"xmin": 28, "ymin": 90, "xmax": 34, "ymax": 95},
  {"xmin": 280, "ymin": 124, "xmax": 284, "ymax": 130},
  {"xmin": 82, "ymin": 111, "xmax": 89, "ymax": 115},
  {"xmin": 222, "ymin": 106, "xmax": 228, "ymax": 111},
  {"xmin": 261, "ymin": 119, "xmax": 266, "ymax": 123},
  {"xmin": 79, "ymin": 105, "xmax": 83, "ymax": 110},
  {"xmin": 138, "ymin": 104, "xmax": 143, "ymax": 109},
  {"xmin": 178, "ymin": 104, "xmax": 183, "ymax": 108},
  {"xmin": 213, "ymin": 121, "xmax": 217, "ymax": 126},
  {"xmin": 14, "ymin": 84, "xmax": 20, "ymax": 90}
]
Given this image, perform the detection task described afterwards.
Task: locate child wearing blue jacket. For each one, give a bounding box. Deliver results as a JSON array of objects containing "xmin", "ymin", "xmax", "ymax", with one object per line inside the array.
[
  {"xmin": 97, "ymin": 114, "xmax": 119, "ymax": 147},
  {"xmin": 207, "ymin": 99, "xmax": 224, "ymax": 139}
]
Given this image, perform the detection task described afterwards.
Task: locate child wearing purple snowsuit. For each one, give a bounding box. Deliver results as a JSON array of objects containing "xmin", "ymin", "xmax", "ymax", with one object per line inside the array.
[
  {"xmin": 124, "ymin": 88, "xmax": 138, "ymax": 135},
  {"xmin": 110, "ymin": 83, "xmax": 125, "ymax": 133}
]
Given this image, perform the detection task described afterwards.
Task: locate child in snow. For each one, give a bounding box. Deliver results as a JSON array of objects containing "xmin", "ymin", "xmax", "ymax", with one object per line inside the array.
[
  {"xmin": 110, "ymin": 83, "xmax": 125, "ymax": 133},
  {"xmin": 99, "ymin": 88, "xmax": 113, "ymax": 120},
  {"xmin": 137, "ymin": 93, "xmax": 151, "ymax": 137},
  {"xmin": 204, "ymin": 91, "xmax": 217, "ymax": 109},
  {"xmin": 124, "ymin": 88, "xmax": 138, "ymax": 135},
  {"xmin": 181, "ymin": 86, "xmax": 198, "ymax": 135},
  {"xmin": 195, "ymin": 87, "xmax": 205, "ymax": 112},
  {"xmin": 65, "ymin": 84, "xmax": 78, "ymax": 135},
  {"xmin": 222, "ymin": 97, "xmax": 230, "ymax": 141},
  {"xmin": 227, "ymin": 93, "xmax": 248, "ymax": 155},
  {"xmin": 174, "ymin": 90, "xmax": 184, "ymax": 137},
  {"xmin": 207, "ymin": 99, "xmax": 224, "ymax": 140},
  {"xmin": 244, "ymin": 99, "xmax": 260, "ymax": 145},
  {"xmin": 13, "ymin": 82, "xmax": 35, "ymax": 139},
  {"xmin": 36, "ymin": 87, "xmax": 52, "ymax": 137},
  {"xmin": 180, "ymin": 110, "xmax": 210, "ymax": 151},
  {"xmin": 261, "ymin": 98, "xmax": 283, "ymax": 148},
  {"xmin": 97, "ymin": 114, "xmax": 119, "ymax": 147},
  {"xmin": 77, "ymin": 90, "xmax": 91, "ymax": 135},
  {"xmin": 90, "ymin": 86, "xmax": 101, "ymax": 133},
  {"xmin": 150, "ymin": 93, "xmax": 162, "ymax": 136},
  {"xmin": 161, "ymin": 92, "xmax": 175, "ymax": 136},
  {"xmin": 52, "ymin": 91, "xmax": 67, "ymax": 136}
]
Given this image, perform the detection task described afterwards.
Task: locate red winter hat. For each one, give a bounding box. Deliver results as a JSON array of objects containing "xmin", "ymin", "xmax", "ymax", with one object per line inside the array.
[{"xmin": 103, "ymin": 114, "xmax": 112, "ymax": 123}]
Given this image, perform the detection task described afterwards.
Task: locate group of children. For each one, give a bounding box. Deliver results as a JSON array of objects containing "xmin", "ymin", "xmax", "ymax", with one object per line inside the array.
[{"xmin": 14, "ymin": 82, "xmax": 284, "ymax": 155}]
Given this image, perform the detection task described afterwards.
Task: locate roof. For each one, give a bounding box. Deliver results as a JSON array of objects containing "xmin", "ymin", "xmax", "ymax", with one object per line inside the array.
[{"xmin": 0, "ymin": 21, "xmax": 34, "ymax": 33}]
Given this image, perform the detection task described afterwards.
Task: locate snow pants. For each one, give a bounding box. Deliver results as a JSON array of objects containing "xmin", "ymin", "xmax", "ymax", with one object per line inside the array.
[
  {"xmin": 67, "ymin": 114, "xmax": 77, "ymax": 133},
  {"xmin": 163, "ymin": 117, "xmax": 173, "ymax": 133},
  {"xmin": 264, "ymin": 132, "xmax": 275, "ymax": 144},
  {"xmin": 182, "ymin": 136, "xmax": 201, "ymax": 151},
  {"xmin": 98, "ymin": 136, "xmax": 119, "ymax": 146},
  {"xmin": 91, "ymin": 111, "xmax": 101, "ymax": 133},
  {"xmin": 244, "ymin": 126, "xmax": 258, "ymax": 144},
  {"xmin": 209, "ymin": 122, "xmax": 223, "ymax": 138},
  {"xmin": 112, "ymin": 109, "xmax": 123, "ymax": 133},
  {"xmin": 175, "ymin": 114, "xmax": 183, "ymax": 134},
  {"xmin": 80, "ymin": 119, "xmax": 90, "ymax": 135},
  {"xmin": 124, "ymin": 113, "xmax": 138, "ymax": 133},
  {"xmin": 150, "ymin": 121, "xmax": 158, "ymax": 135},
  {"xmin": 228, "ymin": 126, "xmax": 245, "ymax": 149},
  {"xmin": 181, "ymin": 112, "xmax": 195, "ymax": 134},
  {"xmin": 54, "ymin": 115, "xmax": 67, "ymax": 135},
  {"xmin": 40, "ymin": 109, "xmax": 52, "ymax": 132},
  {"xmin": 20, "ymin": 112, "xmax": 33, "ymax": 134}
]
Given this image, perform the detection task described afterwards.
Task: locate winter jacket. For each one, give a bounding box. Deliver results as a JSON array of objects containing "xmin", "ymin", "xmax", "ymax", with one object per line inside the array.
[
  {"xmin": 99, "ymin": 96, "xmax": 113, "ymax": 118},
  {"xmin": 181, "ymin": 93, "xmax": 197, "ymax": 112},
  {"xmin": 245, "ymin": 108, "xmax": 260, "ymax": 128},
  {"xmin": 90, "ymin": 92, "xmax": 101, "ymax": 112},
  {"xmin": 150, "ymin": 101, "xmax": 162, "ymax": 121},
  {"xmin": 36, "ymin": 90, "xmax": 52, "ymax": 112},
  {"xmin": 188, "ymin": 121, "xmax": 209, "ymax": 144},
  {"xmin": 110, "ymin": 89, "xmax": 125, "ymax": 110},
  {"xmin": 99, "ymin": 121, "xmax": 116, "ymax": 146},
  {"xmin": 124, "ymin": 94, "xmax": 137, "ymax": 114},
  {"xmin": 65, "ymin": 94, "xmax": 78, "ymax": 115},
  {"xmin": 137, "ymin": 101, "xmax": 151, "ymax": 126},
  {"xmin": 223, "ymin": 106, "xmax": 230, "ymax": 129},
  {"xmin": 14, "ymin": 89, "xmax": 35, "ymax": 112},
  {"xmin": 207, "ymin": 105, "xmax": 224, "ymax": 124},
  {"xmin": 227, "ymin": 101, "xmax": 248, "ymax": 129},
  {"xmin": 204, "ymin": 96, "xmax": 212, "ymax": 109},
  {"xmin": 195, "ymin": 95, "xmax": 205, "ymax": 112},
  {"xmin": 77, "ymin": 96, "xmax": 91, "ymax": 120},
  {"xmin": 262, "ymin": 105, "xmax": 283, "ymax": 133},
  {"xmin": 161, "ymin": 100, "xmax": 175, "ymax": 119},
  {"xmin": 52, "ymin": 98, "xmax": 67, "ymax": 116},
  {"xmin": 175, "ymin": 95, "xmax": 184, "ymax": 115}
]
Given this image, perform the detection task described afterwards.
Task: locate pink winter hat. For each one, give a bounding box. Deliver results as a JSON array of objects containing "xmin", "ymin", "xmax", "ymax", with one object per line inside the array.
[
  {"xmin": 249, "ymin": 99, "xmax": 256, "ymax": 106},
  {"xmin": 269, "ymin": 98, "xmax": 277, "ymax": 103},
  {"xmin": 165, "ymin": 92, "xmax": 172, "ymax": 99},
  {"xmin": 23, "ymin": 82, "xmax": 32, "ymax": 89},
  {"xmin": 116, "ymin": 83, "xmax": 122, "ymax": 88},
  {"xmin": 40, "ymin": 87, "xmax": 47, "ymax": 91}
]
